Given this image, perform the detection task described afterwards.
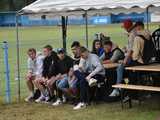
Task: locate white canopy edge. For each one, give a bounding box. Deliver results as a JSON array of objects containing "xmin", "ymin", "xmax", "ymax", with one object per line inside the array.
[{"xmin": 20, "ymin": 0, "xmax": 160, "ymax": 16}]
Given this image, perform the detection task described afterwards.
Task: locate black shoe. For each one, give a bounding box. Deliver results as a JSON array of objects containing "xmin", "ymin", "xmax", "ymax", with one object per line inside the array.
[
  {"xmin": 33, "ymin": 89, "xmax": 41, "ymax": 100},
  {"xmin": 123, "ymin": 96, "xmax": 130, "ymax": 103},
  {"xmin": 45, "ymin": 96, "xmax": 56, "ymax": 103}
]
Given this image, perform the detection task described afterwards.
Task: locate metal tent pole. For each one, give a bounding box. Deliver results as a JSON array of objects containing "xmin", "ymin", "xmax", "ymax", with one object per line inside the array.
[
  {"xmin": 146, "ymin": 7, "xmax": 149, "ymax": 30},
  {"xmin": 85, "ymin": 10, "xmax": 89, "ymax": 48},
  {"xmin": 61, "ymin": 16, "xmax": 67, "ymax": 52},
  {"xmin": 15, "ymin": 13, "xmax": 21, "ymax": 102}
]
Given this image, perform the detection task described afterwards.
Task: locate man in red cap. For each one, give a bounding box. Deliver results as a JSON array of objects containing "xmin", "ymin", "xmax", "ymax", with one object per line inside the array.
[
  {"xmin": 109, "ymin": 19, "xmax": 137, "ymax": 97},
  {"xmin": 122, "ymin": 19, "xmax": 136, "ymax": 64}
]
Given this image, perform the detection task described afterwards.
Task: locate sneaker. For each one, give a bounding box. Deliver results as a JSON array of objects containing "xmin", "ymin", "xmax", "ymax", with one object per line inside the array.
[
  {"xmin": 73, "ymin": 102, "xmax": 86, "ymax": 110},
  {"xmin": 88, "ymin": 78, "xmax": 97, "ymax": 87},
  {"xmin": 44, "ymin": 96, "xmax": 56, "ymax": 104},
  {"xmin": 62, "ymin": 95, "xmax": 67, "ymax": 103},
  {"xmin": 109, "ymin": 89, "xmax": 120, "ymax": 97},
  {"xmin": 24, "ymin": 95, "xmax": 34, "ymax": 102},
  {"xmin": 52, "ymin": 99, "xmax": 62, "ymax": 106},
  {"xmin": 123, "ymin": 96, "xmax": 130, "ymax": 103},
  {"xmin": 33, "ymin": 89, "xmax": 41, "ymax": 100},
  {"xmin": 35, "ymin": 95, "xmax": 46, "ymax": 103}
]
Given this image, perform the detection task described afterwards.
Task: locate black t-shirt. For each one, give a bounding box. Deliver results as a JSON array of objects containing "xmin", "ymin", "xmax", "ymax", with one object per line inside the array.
[
  {"xmin": 73, "ymin": 55, "xmax": 80, "ymax": 65},
  {"xmin": 42, "ymin": 51, "xmax": 59, "ymax": 79},
  {"xmin": 58, "ymin": 55, "xmax": 74, "ymax": 74}
]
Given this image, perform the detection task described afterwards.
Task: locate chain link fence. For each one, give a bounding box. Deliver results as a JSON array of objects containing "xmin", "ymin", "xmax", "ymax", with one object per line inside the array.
[
  {"xmin": 0, "ymin": 28, "xmax": 93, "ymax": 104},
  {"xmin": 0, "ymin": 25, "xmax": 128, "ymax": 104}
]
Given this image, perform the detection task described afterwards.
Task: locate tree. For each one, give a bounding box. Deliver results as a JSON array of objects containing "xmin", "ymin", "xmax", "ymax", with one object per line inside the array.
[
  {"xmin": 9, "ymin": 0, "xmax": 15, "ymax": 11},
  {"xmin": 0, "ymin": 0, "xmax": 36, "ymax": 12},
  {"xmin": 24, "ymin": 0, "xmax": 36, "ymax": 5},
  {"xmin": 0, "ymin": 0, "xmax": 9, "ymax": 11}
]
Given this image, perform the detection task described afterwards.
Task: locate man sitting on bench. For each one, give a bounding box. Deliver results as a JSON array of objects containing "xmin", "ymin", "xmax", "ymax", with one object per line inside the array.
[
  {"xmin": 73, "ymin": 47, "xmax": 105, "ymax": 110},
  {"xmin": 100, "ymin": 40, "xmax": 124, "ymax": 64}
]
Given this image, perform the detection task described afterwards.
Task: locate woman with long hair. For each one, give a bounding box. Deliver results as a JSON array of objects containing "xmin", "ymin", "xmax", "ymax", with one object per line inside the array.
[{"xmin": 91, "ymin": 39, "xmax": 104, "ymax": 57}]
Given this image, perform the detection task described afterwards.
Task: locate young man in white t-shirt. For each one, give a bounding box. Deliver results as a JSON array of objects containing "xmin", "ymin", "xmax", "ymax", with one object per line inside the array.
[{"xmin": 25, "ymin": 48, "xmax": 44, "ymax": 102}]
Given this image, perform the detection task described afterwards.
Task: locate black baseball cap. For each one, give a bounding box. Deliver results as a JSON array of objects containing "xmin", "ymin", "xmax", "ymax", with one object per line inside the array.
[{"xmin": 57, "ymin": 48, "xmax": 65, "ymax": 54}]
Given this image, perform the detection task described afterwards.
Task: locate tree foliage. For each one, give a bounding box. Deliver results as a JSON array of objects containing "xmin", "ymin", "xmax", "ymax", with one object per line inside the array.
[{"xmin": 0, "ymin": 0, "xmax": 36, "ymax": 11}]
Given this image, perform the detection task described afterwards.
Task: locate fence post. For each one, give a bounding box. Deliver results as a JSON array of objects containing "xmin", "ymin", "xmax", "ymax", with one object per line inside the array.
[{"xmin": 2, "ymin": 41, "xmax": 11, "ymax": 104}]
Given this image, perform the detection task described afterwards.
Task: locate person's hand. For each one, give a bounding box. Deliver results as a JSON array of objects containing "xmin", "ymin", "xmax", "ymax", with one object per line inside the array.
[
  {"xmin": 123, "ymin": 58, "xmax": 129, "ymax": 65},
  {"xmin": 73, "ymin": 65, "xmax": 79, "ymax": 71},
  {"xmin": 38, "ymin": 77, "xmax": 46, "ymax": 84},
  {"xmin": 35, "ymin": 75, "xmax": 41, "ymax": 79},
  {"xmin": 86, "ymin": 75, "xmax": 91, "ymax": 81},
  {"xmin": 103, "ymin": 60, "xmax": 110, "ymax": 64},
  {"xmin": 56, "ymin": 74, "xmax": 62, "ymax": 80},
  {"xmin": 45, "ymin": 79, "xmax": 50, "ymax": 86}
]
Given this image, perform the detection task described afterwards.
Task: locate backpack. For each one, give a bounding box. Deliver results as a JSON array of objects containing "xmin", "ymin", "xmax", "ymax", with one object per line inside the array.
[
  {"xmin": 152, "ymin": 28, "xmax": 160, "ymax": 62},
  {"xmin": 137, "ymin": 35, "xmax": 156, "ymax": 64}
]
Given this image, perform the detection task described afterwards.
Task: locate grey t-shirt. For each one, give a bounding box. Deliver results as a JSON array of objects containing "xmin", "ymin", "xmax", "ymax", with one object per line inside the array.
[{"xmin": 79, "ymin": 53, "xmax": 105, "ymax": 77}]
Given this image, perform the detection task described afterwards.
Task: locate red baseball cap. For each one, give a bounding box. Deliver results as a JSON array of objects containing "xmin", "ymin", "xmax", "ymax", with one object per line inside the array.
[{"xmin": 122, "ymin": 19, "xmax": 133, "ymax": 30}]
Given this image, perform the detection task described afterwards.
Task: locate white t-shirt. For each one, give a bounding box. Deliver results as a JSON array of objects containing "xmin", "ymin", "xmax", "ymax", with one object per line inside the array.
[{"xmin": 27, "ymin": 55, "xmax": 44, "ymax": 76}]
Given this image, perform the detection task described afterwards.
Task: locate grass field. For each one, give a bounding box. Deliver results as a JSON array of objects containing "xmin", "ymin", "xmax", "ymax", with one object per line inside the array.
[{"xmin": 0, "ymin": 23, "xmax": 160, "ymax": 120}]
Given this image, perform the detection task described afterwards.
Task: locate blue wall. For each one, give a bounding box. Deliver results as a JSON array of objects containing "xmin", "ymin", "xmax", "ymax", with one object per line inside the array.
[
  {"xmin": 0, "ymin": 12, "xmax": 16, "ymax": 26},
  {"xmin": 21, "ymin": 16, "xmax": 60, "ymax": 26},
  {"xmin": 0, "ymin": 12, "xmax": 151, "ymax": 27},
  {"xmin": 111, "ymin": 12, "xmax": 151, "ymax": 23}
]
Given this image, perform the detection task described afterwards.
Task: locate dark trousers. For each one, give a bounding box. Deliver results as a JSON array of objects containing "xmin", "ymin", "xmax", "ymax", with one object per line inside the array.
[{"xmin": 74, "ymin": 70, "xmax": 105, "ymax": 103}]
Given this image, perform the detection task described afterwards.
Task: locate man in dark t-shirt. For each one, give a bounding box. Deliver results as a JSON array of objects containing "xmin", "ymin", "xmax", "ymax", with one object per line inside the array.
[
  {"xmin": 52, "ymin": 48, "xmax": 74, "ymax": 106},
  {"xmin": 71, "ymin": 41, "xmax": 81, "ymax": 65},
  {"xmin": 35, "ymin": 45, "xmax": 59, "ymax": 103}
]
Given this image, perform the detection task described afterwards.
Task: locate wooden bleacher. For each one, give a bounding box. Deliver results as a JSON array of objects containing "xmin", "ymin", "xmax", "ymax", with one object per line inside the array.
[{"xmin": 112, "ymin": 84, "xmax": 160, "ymax": 92}]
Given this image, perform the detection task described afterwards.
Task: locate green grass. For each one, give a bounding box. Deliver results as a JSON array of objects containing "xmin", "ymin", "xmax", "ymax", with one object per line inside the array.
[
  {"xmin": 0, "ymin": 23, "xmax": 160, "ymax": 120},
  {"xmin": 0, "ymin": 101, "xmax": 160, "ymax": 120}
]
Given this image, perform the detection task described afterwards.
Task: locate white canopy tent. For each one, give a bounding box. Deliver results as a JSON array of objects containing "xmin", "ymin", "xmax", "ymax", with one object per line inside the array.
[
  {"xmin": 18, "ymin": 0, "xmax": 160, "ymax": 50},
  {"xmin": 20, "ymin": 0, "xmax": 160, "ymax": 15},
  {"xmin": 15, "ymin": 0, "xmax": 160, "ymax": 101}
]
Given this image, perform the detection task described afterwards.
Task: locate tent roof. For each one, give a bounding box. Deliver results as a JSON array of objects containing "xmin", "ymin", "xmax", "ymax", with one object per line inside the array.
[{"xmin": 20, "ymin": 0, "xmax": 160, "ymax": 16}]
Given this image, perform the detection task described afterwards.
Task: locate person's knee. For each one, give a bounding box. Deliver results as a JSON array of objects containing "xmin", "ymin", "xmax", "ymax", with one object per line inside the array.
[
  {"xmin": 57, "ymin": 83, "xmax": 63, "ymax": 90},
  {"xmin": 34, "ymin": 79, "xmax": 39, "ymax": 85},
  {"xmin": 57, "ymin": 81, "xmax": 65, "ymax": 90},
  {"xmin": 47, "ymin": 80, "xmax": 53, "ymax": 88}
]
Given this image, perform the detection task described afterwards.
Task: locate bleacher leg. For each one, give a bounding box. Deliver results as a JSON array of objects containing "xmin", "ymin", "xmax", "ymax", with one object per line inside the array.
[{"xmin": 120, "ymin": 89, "xmax": 124, "ymax": 109}]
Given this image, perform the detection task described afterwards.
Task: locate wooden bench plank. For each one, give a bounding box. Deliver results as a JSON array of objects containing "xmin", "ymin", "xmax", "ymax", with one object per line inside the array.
[
  {"xmin": 103, "ymin": 63, "xmax": 119, "ymax": 69},
  {"xmin": 112, "ymin": 84, "xmax": 160, "ymax": 92},
  {"xmin": 125, "ymin": 64, "xmax": 160, "ymax": 72}
]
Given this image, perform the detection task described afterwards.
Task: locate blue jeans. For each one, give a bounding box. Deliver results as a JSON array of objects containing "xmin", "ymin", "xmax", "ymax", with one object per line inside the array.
[
  {"xmin": 116, "ymin": 61, "xmax": 142, "ymax": 84},
  {"xmin": 56, "ymin": 75, "xmax": 68, "ymax": 92},
  {"xmin": 116, "ymin": 64, "xmax": 125, "ymax": 84},
  {"xmin": 74, "ymin": 70, "xmax": 105, "ymax": 103},
  {"xmin": 74, "ymin": 70, "xmax": 88, "ymax": 103}
]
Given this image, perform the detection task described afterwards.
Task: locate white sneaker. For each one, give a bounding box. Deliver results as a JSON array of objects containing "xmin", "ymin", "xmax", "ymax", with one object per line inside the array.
[
  {"xmin": 88, "ymin": 78, "xmax": 97, "ymax": 87},
  {"xmin": 35, "ymin": 95, "xmax": 46, "ymax": 103},
  {"xmin": 73, "ymin": 102, "xmax": 86, "ymax": 110},
  {"xmin": 24, "ymin": 94, "xmax": 34, "ymax": 102},
  {"xmin": 43, "ymin": 96, "xmax": 50, "ymax": 104},
  {"xmin": 52, "ymin": 99, "xmax": 62, "ymax": 106},
  {"xmin": 62, "ymin": 95, "xmax": 67, "ymax": 103},
  {"xmin": 109, "ymin": 89, "xmax": 120, "ymax": 97}
]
